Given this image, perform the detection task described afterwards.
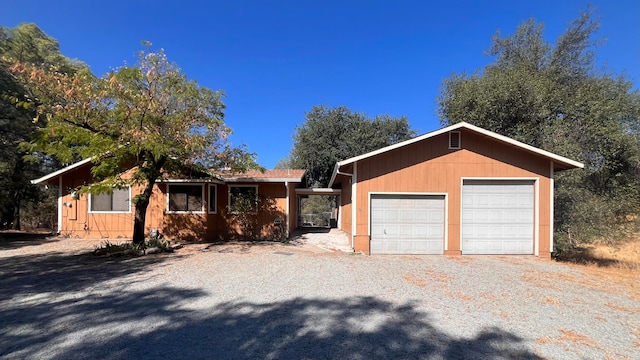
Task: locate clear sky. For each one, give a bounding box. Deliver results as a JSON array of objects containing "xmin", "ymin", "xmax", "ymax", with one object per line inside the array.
[{"xmin": 2, "ymin": 1, "xmax": 638, "ymax": 168}]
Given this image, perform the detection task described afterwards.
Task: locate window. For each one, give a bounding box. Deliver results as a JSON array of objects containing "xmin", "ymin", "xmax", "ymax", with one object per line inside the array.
[
  {"xmin": 168, "ymin": 184, "xmax": 204, "ymax": 213},
  {"xmin": 229, "ymin": 185, "xmax": 258, "ymax": 213},
  {"xmin": 89, "ymin": 187, "xmax": 131, "ymax": 213},
  {"xmin": 208, "ymin": 184, "xmax": 217, "ymax": 214}
]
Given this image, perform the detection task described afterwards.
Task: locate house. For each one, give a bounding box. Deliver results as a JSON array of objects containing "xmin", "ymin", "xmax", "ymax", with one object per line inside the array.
[
  {"xmin": 31, "ymin": 159, "xmax": 306, "ymax": 241},
  {"xmin": 329, "ymin": 122, "xmax": 583, "ymax": 257}
]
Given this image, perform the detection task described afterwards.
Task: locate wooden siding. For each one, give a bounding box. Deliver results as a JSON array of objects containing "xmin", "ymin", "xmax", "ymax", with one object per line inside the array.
[
  {"xmin": 58, "ymin": 165, "xmax": 294, "ymax": 241},
  {"xmin": 349, "ymin": 129, "xmax": 553, "ymax": 256}
]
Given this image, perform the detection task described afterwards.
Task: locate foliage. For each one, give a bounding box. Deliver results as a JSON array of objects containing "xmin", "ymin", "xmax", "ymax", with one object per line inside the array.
[
  {"xmin": 290, "ymin": 105, "xmax": 416, "ymax": 187},
  {"xmin": 226, "ymin": 193, "xmax": 286, "ymax": 241},
  {"xmin": 10, "ymin": 43, "xmax": 259, "ymax": 244},
  {"xmin": 0, "ymin": 23, "xmax": 83, "ymax": 229},
  {"xmin": 437, "ymin": 9, "xmax": 640, "ymax": 251}
]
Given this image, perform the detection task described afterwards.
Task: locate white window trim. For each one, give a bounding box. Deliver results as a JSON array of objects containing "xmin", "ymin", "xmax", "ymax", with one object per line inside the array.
[
  {"xmin": 228, "ymin": 185, "xmax": 259, "ymax": 214},
  {"xmin": 208, "ymin": 184, "xmax": 218, "ymax": 214},
  {"xmin": 166, "ymin": 183, "xmax": 206, "ymax": 214},
  {"xmin": 88, "ymin": 186, "xmax": 132, "ymax": 214}
]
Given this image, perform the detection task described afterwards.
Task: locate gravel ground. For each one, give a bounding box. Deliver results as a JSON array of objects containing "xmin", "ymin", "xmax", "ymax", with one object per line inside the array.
[{"xmin": 0, "ymin": 237, "xmax": 638, "ymax": 359}]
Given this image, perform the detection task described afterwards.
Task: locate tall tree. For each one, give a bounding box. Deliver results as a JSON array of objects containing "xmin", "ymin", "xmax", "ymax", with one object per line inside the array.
[
  {"xmin": 290, "ymin": 105, "xmax": 416, "ymax": 187},
  {"xmin": 438, "ymin": 9, "xmax": 640, "ymax": 250},
  {"xmin": 11, "ymin": 45, "xmax": 258, "ymax": 244},
  {"xmin": 0, "ymin": 23, "xmax": 84, "ymax": 229}
]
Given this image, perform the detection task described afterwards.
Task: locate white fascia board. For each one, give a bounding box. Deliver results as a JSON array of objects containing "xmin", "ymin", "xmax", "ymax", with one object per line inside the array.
[
  {"xmin": 31, "ymin": 157, "xmax": 93, "ymax": 184},
  {"xmin": 223, "ymin": 177, "xmax": 304, "ymax": 183},
  {"xmin": 334, "ymin": 122, "xmax": 584, "ymax": 170}
]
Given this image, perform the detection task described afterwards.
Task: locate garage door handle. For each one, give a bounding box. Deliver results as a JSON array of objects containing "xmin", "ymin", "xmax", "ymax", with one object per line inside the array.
[{"xmin": 383, "ymin": 229, "xmax": 386, "ymax": 235}]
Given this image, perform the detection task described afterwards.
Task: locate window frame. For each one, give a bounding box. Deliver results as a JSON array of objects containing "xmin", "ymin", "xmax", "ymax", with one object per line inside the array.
[
  {"xmin": 228, "ymin": 185, "xmax": 259, "ymax": 214},
  {"xmin": 166, "ymin": 183, "xmax": 206, "ymax": 214},
  {"xmin": 88, "ymin": 187, "xmax": 132, "ymax": 214},
  {"xmin": 208, "ymin": 184, "xmax": 218, "ymax": 214}
]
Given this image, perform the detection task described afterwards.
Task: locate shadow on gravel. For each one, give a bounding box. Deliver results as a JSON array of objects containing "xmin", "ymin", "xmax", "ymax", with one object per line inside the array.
[
  {"xmin": 0, "ymin": 233, "xmax": 57, "ymax": 250},
  {"xmin": 0, "ymin": 251, "xmax": 181, "ymax": 302},
  {"xmin": 2, "ymin": 290, "xmax": 543, "ymax": 359}
]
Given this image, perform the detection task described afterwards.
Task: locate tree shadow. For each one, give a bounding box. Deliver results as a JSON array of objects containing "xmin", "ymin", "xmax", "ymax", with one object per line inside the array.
[
  {"xmin": 2, "ymin": 289, "xmax": 543, "ymax": 359},
  {"xmin": 0, "ymin": 232, "xmax": 57, "ymax": 249},
  {"xmin": 0, "ymin": 250, "xmax": 183, "ymax": 302}
]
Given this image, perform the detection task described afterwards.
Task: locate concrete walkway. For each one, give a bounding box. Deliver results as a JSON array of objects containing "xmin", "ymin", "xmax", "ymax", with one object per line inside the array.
[{"xmin": 288, "ymin": 228, "xmax": 353, "ymax": 252}]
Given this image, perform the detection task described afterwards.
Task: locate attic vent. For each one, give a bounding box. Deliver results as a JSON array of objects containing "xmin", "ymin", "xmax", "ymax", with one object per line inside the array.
[{"xmin": 449, "ymin": 131, "xmax": 461, "ymax": 149}]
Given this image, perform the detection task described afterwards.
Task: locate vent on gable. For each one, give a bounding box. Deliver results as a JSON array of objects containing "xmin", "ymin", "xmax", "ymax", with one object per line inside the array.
[{"xmin": 449, "ymin": 131, "xmax": 461, "ymax": 149}]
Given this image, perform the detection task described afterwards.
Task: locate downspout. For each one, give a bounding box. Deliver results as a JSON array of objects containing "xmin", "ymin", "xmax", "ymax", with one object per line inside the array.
[
  {"xmin": 549, "ymin": 161, "xmax": 554, "ymax": 254},
  {"xmin": 351, "ymin": 162, "xmax": 357, "ymax": 250}
]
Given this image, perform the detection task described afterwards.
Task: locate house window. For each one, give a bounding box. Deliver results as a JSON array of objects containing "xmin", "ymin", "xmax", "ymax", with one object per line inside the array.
[
  {"xmin": 229, "ymin": 185, "xmax": 258, "ymax": 213},
  {"xmin": 208, "ymin": 184, "xmax": 217, "ymax": 214},
  {"xmin": 168, "ymin": 184, "xmax": 204, "ymax": 213},
  {"xmin": 89, "ymin": 187, "xmax": 131, "ymax": 213}
]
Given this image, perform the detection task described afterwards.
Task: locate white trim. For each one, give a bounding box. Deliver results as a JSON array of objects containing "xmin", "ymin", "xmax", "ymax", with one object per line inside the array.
[
  {"xmin": 329, "ymin": 122, "xmax": 584, "ymax": 186},
  {"xmin": 550, "ymin": 161, "xmax": 555, "ymax": 253},
  {"xmin": 228, "ymin": 184, "xmax": 259, "ymax": 214},
  {"xmin": 535, "ymin": 179, "xmax": 540, "ymax": 256},
  {"xmin": 88, "ymin": 186, "xmax": 132, "ymax": 214},
  {"xmin": 160, "ymin": 178, "xmax": 224, "ymax": 184},
  {"xmin": 449, "ymin": 131, "xmax": 461, "ymax": 149},
  {"xmin": 208, "ymin": 184, "xmax": 218, "ymax": 214},
  {"xmin": 285, "ymin": 181, "xmax": 290, "ymax": 237},
  {"xmin": 57, "ymin": 176, "xmax": 63, "ymax": 233},
  {"xmin": 295, "ymin": 188, "xmax": 342, "ymax": 195},
  {"xmin": 223, "ymin": 177, "xmax": 303, "ymax": 183},
  {"xmin": 31, "ymin": 157, "xmax": 93, "ymax": 184},
  {"xmin": 368, "ymin": 192, "xmax": 448, "ymax": 254},
  {"xmin": 460, "ymin": 177, "xmax": 539, "ymax": 256},
  {"xmin": 351, "ymin": 162, "xmax": 357, "ymax": 249},
  {"xmin": 166, "ymin": 183, "xmax": 206, "ymax": 214}
]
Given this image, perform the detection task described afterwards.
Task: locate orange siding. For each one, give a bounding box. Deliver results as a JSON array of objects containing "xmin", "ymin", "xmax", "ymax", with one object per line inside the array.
[
  {"xmin": 335, "ymin": 176, "xmax": 352, "ymax": 237},
  {"xmin": 58, "ymin": 164, "xmax": 295, "ymax": 241},
  {"xmin": 351, "ymin": 130, "xmax": 553, "ymax": 256}
]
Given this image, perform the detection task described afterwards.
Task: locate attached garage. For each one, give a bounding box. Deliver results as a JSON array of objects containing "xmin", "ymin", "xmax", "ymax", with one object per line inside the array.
[
  {"xmin": 461, "ymin": 180, "xmax": 535, "ymax": 254},
  {"xmin": 370, "ymin": 194, "xmax": 445, "ymax": 254},
  {"xmin": 329, "ymin": 122, "xmax": 584, "ymax": 257}
]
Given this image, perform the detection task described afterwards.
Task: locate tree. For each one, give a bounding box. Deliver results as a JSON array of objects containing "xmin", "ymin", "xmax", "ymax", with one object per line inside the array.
[
  {"xmin": 0, "ymin": 23, "xmax": 84, "ymax": 230},
  {"xmin": 290, "ymin": 105, "xmax": 416, "ymax": 187},
  {"xmin": 438, "ymin": 9, "xmax": 640, "ymax": 251},
  {"xmin": 10, "ymin": 45, "xmax": 258, "ymax": 244}
]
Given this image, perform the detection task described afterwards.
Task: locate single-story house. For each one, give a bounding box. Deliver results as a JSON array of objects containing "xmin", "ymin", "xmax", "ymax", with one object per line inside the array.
[
  {"xmin": 32, "ymin": 160, "xmax": 306, "ymax": 241},
  {"xmin": 329, "ymin": 121, "xmax": 583, "ymax": 258}
]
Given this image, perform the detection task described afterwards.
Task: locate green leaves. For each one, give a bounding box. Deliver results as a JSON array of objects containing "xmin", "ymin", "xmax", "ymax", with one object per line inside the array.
[
  {"xmin": 438, "ymin": 9, "xmax": 640, "ymax": 249},
  {"xmin": 290, "ymin": 105, "xmax": 415, "ymax": 187}
]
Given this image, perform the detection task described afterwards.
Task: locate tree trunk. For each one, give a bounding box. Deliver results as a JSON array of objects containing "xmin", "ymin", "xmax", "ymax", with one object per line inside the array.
[
  {"xmin": 11, "ymin": 197, "xmax": 20, "ymax": 231},
  {"xmin": 132, "ymin": 178, "xmax": 156, "ymax": 245}
]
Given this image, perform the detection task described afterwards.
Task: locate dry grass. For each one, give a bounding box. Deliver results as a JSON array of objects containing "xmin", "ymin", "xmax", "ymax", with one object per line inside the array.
[
  {"xmin": 558, "ymin": 329, "xmax": 601, "ymax": 349},
  {"xmin": 558, "ymin": 240, "xmax": 640, "ymax": 272},
  {"xmin": 402, "ymin": 274, "xmax": 427, "ymax": 288},
  {"xmin": 605, "ymin": 303, "xmax": 640, "ymax": 313},
  {"xmin": 542, "ymin": 296, "xmax": 561, "ymax": 305}
]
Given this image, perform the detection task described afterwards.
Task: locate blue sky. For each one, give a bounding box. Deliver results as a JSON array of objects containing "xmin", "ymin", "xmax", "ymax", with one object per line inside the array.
[{"xmin": 2, "ymin": 1, "xmax": 638, "ymax": 168}]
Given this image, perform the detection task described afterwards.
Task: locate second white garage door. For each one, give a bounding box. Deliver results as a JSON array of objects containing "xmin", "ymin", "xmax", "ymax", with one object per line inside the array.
[
  {"xmin": 462, "ymin": 180, "xmax": 534, "ymax": 255},
  {"xmin": 370, "ymin": 194, "xmax": 445, "ymax": 254}
]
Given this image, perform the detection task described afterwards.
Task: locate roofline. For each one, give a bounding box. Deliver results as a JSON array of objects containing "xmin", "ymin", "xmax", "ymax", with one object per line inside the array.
[
  {"xmin": 295, "ymin": 188, "xmax": 342, "ymax": 195},
  {"xmin": 331, "ymin": 122, "xmax": 584, "ymax": 175},
  {"xmin": 31, "ymin": 157, "xmax": 93, "ymax": 184},
  {"xmin": 223, "ymin": 177, "xmax": 304, "ymax": 183}
]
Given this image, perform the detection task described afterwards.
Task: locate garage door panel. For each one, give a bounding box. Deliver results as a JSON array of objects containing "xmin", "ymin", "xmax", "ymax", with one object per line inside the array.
[
  {"xmin": 462, "ymin": 180, "xmax": 534, "ymax": 255},
  {"xmin": 371, "ymin": 194, "xmax": 445, "ymax": 254}
]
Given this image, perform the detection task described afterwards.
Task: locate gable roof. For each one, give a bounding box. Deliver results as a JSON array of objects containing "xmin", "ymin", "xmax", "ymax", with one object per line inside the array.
[
  {"xmin": 329, "ymin": 121, "xmax": 584, "ymax": 187},
  {"xmin": 32, "ymin": 158, "xmax": 305, "ymax": 185}
]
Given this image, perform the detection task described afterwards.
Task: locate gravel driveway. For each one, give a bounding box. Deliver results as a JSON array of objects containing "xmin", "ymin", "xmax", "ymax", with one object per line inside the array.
[{"xmin": 0, "ymin": 237, "xmax": 638, "ymax": 359}]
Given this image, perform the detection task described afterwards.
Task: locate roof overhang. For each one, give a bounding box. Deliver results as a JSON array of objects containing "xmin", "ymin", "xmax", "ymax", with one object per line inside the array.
[
  {"xmin": 223, "ymin": 177, "xmax": 304, "ymax": 183},
  {"xmin": 295, "ymin": 188, "xmax": 342, "ymax": 195},
  {"xmin": 328, "ymin": 122, "xmax": 584, "ymax": 186},
  {"xmin": 31, "ymin": 157, "xmax": 93, "ymax": 185}
]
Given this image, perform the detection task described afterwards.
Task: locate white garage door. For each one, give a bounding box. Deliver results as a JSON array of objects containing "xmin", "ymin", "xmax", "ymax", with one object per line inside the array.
[
  {"xmin": 370, "ymin": 194, "xmax": 445, "ymax": 254},
  {"xmin": 462, "ymin": 180, "xmax": 534, "ymax": 255}
]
